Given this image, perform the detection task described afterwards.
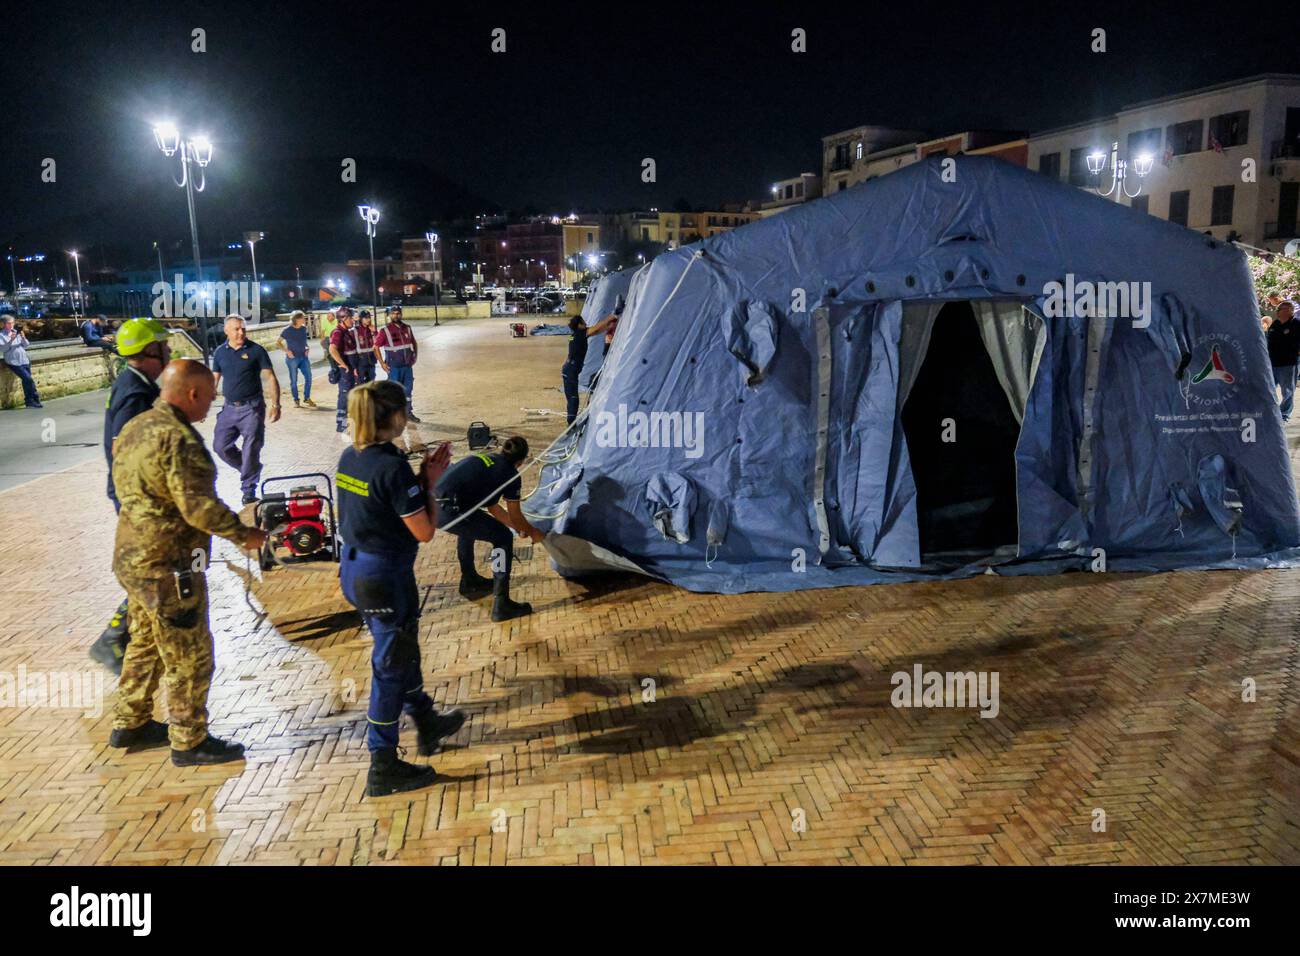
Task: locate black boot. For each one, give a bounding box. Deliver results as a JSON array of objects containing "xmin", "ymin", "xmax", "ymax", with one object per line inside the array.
[
  {"xmin": 414, "ymin": 709, "xmax": 467, "ymax": 756},
  {"xmin": 171, "ymin": 735, "xmax": 246, "ymax": 767},
  {"xmin": 89, "ymin": 632, "xmax": 127, "ymax": 675},
  {"xmin": 90, "ymin": 601, "xmax": 130, "ymax": 675},
  {"xmin": 108, "ymin": 719, "xmax": 170, "ymax": 752},
  {"xmin": 458, "ymin": 569, "xmax": 493, "ymax": 599},
  {"xmin": 491, "ymin": 575, "xmax": 532, "ymax": 622},
  {"xmin": 366, "ymin": 748, "xmax": 439, "ymax": 797}
]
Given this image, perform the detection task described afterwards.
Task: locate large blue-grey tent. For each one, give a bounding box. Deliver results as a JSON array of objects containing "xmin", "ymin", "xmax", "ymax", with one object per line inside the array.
[
  {"xmin": 526, "ymin": 155, "xmax": 1300, "ymax": 593},
  {"xmin": 577, "ymin": 266, "xmax": 643, "ymax": 391}
]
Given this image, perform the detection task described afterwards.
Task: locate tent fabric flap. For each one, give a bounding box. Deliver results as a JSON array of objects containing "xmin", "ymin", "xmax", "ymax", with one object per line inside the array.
[{"xmin": 726, "ymin": 300, "xmax": 780, "ymax": 385}]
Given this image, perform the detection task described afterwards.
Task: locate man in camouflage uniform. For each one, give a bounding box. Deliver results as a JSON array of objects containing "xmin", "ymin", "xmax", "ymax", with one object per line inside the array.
[{"xmin": 108, "ymin": 359, "xmax": 267, "ymax": 765}]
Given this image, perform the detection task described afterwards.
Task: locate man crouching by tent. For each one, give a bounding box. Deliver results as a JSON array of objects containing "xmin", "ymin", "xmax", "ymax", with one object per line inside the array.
[{"xmin": 434, "ymin": 437, "xmax": 544, "ymax": 622}]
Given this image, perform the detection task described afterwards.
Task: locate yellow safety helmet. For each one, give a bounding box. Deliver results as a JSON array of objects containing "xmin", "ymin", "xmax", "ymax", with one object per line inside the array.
[{"xmin": 116, "ymin": 318, "xmax": 171, "ymax": 356}]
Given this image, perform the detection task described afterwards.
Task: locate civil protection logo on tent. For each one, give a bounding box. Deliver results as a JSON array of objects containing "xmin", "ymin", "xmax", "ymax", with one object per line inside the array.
[{"xmin": 1186, "ymin": 333, "xmax": 1245, "ymax": 408}]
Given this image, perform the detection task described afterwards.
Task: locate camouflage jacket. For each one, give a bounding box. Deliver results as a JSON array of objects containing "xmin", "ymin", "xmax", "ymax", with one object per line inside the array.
[{"xmin": 112, "ymin": 397, "xmax": 248, "ymax": 582}]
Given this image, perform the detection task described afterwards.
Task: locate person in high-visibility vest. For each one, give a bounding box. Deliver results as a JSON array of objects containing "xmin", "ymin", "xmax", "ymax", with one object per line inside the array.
[
  {"xmin": 375, "ymin": 305, "xmax": 420, "ymax": 422},
  {"xmin": 327, "ymin": 307, "xmax": 362, "ymax": 433}
]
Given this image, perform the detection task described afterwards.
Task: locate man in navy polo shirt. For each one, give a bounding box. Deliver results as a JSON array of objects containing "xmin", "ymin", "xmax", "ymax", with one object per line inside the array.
[{"xmin": 212, "ymin": 314, "xmax": 281, "ymax": 504}]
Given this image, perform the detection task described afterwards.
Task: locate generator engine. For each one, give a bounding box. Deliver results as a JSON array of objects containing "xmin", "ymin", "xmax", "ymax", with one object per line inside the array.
[
  {"xmin": 253, "ymin": 473, "xmax": 339, "ymax": 570},
  {"xmin": 260, "ymin": 487, "xmax": 328, "ymax": 557}
]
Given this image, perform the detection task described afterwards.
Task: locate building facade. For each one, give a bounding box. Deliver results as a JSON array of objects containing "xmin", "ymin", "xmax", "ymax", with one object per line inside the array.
[
  {"xmin": 471, "ymin": 218, "xmax": 602, "ymax": 287},
  {"xmin": 400, "ymin": 236, "xmax": 442, "ymax": 289},
  {"xmin": 1027, "ymin": 74, "xmax": 1300, "ymax": 249},
  {"xmin": 821, "ymin": 126, "xmax": 927, "ymax": 194},
  {"xmin": 820, "ymin": 127, "xmax": 1028, "ymax": 196},
  {"xmin": 760, "ymin": 173, "xmax": 823, "ymax": 217}
]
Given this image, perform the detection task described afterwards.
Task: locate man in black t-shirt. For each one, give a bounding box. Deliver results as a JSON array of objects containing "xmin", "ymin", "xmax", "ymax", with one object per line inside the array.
[
  {"xmin": 1267, "ymin": 300, "xmax": 1299, "ymax": 421},
  {"xmin": 211, "ymin": 315, "xmax": 282, "ymax": 504},
  {"xmin": 563, "ymin": 313, "xmax": 616, "ymax": 425},
  {"xmin": 434, "ymin": 436, "xmax": 544, "ymax": 621}
]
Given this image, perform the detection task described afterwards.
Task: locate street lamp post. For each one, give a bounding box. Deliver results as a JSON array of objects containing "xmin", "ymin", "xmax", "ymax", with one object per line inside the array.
[
  {"xmin": 153, "ymin": 241, "xmax": 165, "ymax": 288},
  {"xmin": 244, "ymin": 231, "xmax": 265, "ymax": 323},
  {"xmin": 6, "ymin": 254, "xmax": 16, "ymax": 297},
  {"xmin": 1087, "ymin": 141, "xmax": 1154, "ymax": 201},
  {"xmin": 425, "ymin": 231, "xmax": 440, "ymax": 326},
  {"xmin": 358, "ymin": 204, "xmax": 381, "ymax": 316},
  {"xmin": 153, "ymin": 122, "xmax": 214, "ymax": 359},
  {"xmin": 69, "ymin": 251, "xmax": 83, "ymax": 318}
]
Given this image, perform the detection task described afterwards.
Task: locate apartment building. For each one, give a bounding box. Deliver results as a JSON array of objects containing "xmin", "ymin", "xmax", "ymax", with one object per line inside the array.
[
  {"xmin": 821, "ymin": 127, "xmax": 1027, "ymax": 194},
  {"xmin": 760, "ymin": 173, "xmax": 823, "ymax": 217},
  {"xmin": 821, "ymin": 125, "xmax": 927, "ymax": 194},
  {"xmin": 400, "ymin": 236, "xmax": 441, "ymax": 288},
  {"xmin": 471, "ymin": 218, "xmax": 602, "ymax": 286},
  {"xmin": 1027, "ymin": 74, "xmax": 1300, "ymax": 249},
  {"xmin": 598, "ymin": 209, "xmax": 760, "ymax": 249},
  {"xmin": 658, "ymin": 209, "xmax": 761, "ymax": 248}
]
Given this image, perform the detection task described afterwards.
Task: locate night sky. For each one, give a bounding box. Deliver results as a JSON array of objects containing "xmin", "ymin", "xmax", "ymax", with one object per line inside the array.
[{"xmin": 2, "ymin": 0, "xmax": 1295, "ymax": 267}]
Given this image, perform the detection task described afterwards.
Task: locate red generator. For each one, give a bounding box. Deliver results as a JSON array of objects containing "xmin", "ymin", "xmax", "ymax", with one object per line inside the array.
[
  {"xmin": 510, "ymin": 322, "xmax": 527, "ymax": 338},
  {"xmin": 253, "ymin": 473, "xmax": 339, "ymax": 571}
]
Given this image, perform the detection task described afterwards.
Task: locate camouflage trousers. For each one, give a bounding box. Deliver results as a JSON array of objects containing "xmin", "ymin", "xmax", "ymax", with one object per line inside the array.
[{"xmin": 111, "ymin": 572, "xmax": 214, "ymax": 751}]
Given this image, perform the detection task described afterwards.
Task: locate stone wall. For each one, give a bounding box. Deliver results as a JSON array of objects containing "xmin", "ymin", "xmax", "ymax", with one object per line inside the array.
[
  {"xmin": 1, "ymin": 348, "xmax": 118, "ymax": 408},
  {"xmin": 1, "ymin": 322, "xmax": 292, "ymax": 408}
]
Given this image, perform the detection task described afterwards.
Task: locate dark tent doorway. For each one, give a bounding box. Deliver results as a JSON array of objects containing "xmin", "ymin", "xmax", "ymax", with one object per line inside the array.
[{"xmin": 901, "ymin": 300, "xmax": 1021, "ymax": 560}]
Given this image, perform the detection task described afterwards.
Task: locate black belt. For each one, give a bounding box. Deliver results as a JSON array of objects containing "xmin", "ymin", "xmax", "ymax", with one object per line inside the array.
[{"xmin": 226, "ymin": 399, "xmax": 264, "ymax": 407}]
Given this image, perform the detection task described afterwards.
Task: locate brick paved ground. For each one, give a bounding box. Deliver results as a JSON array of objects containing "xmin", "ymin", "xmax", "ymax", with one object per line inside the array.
[{"xmin": 0, "ymin": 317, "xmax": 1297, "ymax": 865}]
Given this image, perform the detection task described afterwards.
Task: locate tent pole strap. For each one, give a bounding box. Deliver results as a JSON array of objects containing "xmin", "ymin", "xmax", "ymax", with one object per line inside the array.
[{"xmin": 812, "ymin": 307, "xmax": 833, "ymax": 557}]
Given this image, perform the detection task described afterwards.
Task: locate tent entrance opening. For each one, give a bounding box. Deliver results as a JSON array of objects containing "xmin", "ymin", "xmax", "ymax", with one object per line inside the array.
[{"xmin": 900, "ymin": 300, "xmax": 1020, "ymax": 559}]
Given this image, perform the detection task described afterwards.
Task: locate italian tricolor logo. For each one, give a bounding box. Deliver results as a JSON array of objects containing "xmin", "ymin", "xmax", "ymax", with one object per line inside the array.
[{"xmin": 1191, "ymin": 346, "xmax": 1234, "ymax": 385}]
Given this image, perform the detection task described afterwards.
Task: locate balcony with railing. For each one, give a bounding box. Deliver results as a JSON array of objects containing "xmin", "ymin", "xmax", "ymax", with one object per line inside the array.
[{"xmin": 1270, "ymin": 140, "xmax": 1300, "ymax": 160}]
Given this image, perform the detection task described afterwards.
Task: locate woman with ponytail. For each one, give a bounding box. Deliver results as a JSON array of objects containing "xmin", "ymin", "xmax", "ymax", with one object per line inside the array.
[{"xmin": 335, "ymin": 379, "xmax": 464, "ymax": 797}]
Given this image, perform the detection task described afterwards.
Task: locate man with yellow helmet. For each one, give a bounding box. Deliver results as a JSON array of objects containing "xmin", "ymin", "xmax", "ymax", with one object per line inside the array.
[{"xmin": 89, "ymin": 317, "xmax": 173, "ymax": 674}]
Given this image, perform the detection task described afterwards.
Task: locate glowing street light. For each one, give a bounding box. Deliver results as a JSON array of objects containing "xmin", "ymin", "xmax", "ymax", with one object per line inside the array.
[
  {"xmin": 358, "ymin": 204, "xmax": 381, "ymax": 314},
  {"xmin": 68, "ymin": 250, "xmax": 83, "ymax": 318},
  {"xmin": 1088, "ymin": 141, "xmax": 1153, "ymax": 201},
  {"xmin": 153, "ymin": 121, "xmax": 215, "ymax": 357},
  {"xmin": 244, "ymin": 232, "xmax": 263, "ymax": 323}
]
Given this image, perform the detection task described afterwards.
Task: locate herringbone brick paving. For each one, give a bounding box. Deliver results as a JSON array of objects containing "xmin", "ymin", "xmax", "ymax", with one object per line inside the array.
[{"xmin": 0, "ymin": 318, "xmax": 1297, "ymax": 865}]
